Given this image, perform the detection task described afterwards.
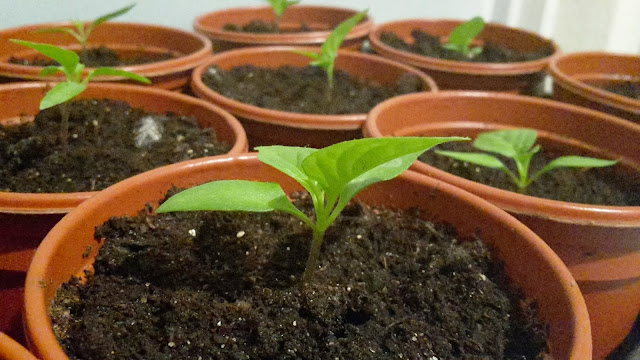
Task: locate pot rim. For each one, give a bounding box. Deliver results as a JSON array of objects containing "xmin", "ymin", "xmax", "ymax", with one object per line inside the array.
[
  {"xmin": 0, "ymin": 332, "xmax": 38, "ymax": 360},
  {"xmin": 190, "ymin": 46, "xmax": 438, "ymax": 130},
  {"xmin": 548, "ymin": 51, "xmax": 640, "ymax": 115},
  {"xmin": 368, "ymin": 18, "xmax": 560, "ymax": 76},
  {"xmin": 0, "ymin": 81, "xmax": 247, "ymax": 214},
  {"xmin": 193, "ymin": 5, "xmax": 373, "ymax": 45},
  {"xmin": 365, "ymin": 90, "xmax": 640, "ymax": 227},
  {"xmin": 0, "ymin": 21, "xmax": 213, "ymax": 80},
  {"xmin": 24, "ymin": 152, "xmax": 591, "ymax": 359}
]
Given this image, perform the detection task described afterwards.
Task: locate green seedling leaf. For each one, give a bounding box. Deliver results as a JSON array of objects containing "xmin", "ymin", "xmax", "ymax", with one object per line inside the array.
[
  {"xmin": 256, "ymin": 145, "xmax": 318, "ymax": 192},
  {"xmin": 34, "ymin": 27, "xmax": 85, "ymax": 44},
  {"xmin": 39, "ymin": 66, "xmax": 63, "ymax": 77},
  {"xmin": 437, "ymin": 128, "xmax": 618, "ymax": 193},
  {"xmin": 87, "ymin": 67, "xmax": 151, "ymax": 84},
  {"xmin": 90, "ymin": 4, "xmax": 135, "ymax": 31},
  {"xmin": 40, "ymin": 81, "xmax": 87, "ymax": 110},
  {"xmin": 10, "ymin": 39, "xmax": 79, "ymax": 75},
  {"xmin": 267, "ymin": 0, "xmax": 300, "ymax": 18},
  {"xmin": 442, "ymin": 16, "xmax": 485, "ymax": 57}
]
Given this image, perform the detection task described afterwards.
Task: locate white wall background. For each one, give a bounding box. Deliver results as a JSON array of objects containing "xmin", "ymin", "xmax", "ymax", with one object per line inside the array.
[{"xmin": 1, "ymin": 0, "xmax": 639, "ymax": 54}]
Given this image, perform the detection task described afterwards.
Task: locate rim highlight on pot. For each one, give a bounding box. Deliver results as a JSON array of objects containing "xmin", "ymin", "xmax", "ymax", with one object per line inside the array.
[
  {"xmin": 0, "ymin": 22, "xmax": 213, "ymax": 91},
  {"xmin": 193, "ymin": 5, "xmax": 373, "ymax": 51},
  {"xmin": 24, "ymin": 153, "xmax": 590, "ymax": 359},
  {"xmin": 364, "ymin": 90, "xmax": 640, "ymax": 359}
]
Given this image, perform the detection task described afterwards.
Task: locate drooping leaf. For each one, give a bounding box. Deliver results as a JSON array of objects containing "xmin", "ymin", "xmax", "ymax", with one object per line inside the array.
[
  {"xmin": 87, "ymin": 67, "xmax": 151, "ymax": 84},
  {"xmin": 33, "ymin": 27, "xmax": 84, "ymax": 44},
  {"xmin": 39, "ymin": 81, "xmax": 87, "ymax": 110},
  {"xmin": 444, "ymin": 16, "xmax": 485, "ymax": 55},
  {"xmin": 473, "ymin": 128, "xmax": 538, "ymax": 158},
  {"xmin": 10, "ymin": 39, "xmax": 79, "ymax": 76},
  {"xmin": 302, "ymin": 137, "xmax": 468, "ymax": 199},
  {"xmin": 156, "ymin": 180, "xmax": 307, "ymax": 221},
  {"xmin": 435, "ymin": 150, "xmax": 508, "ymax": 170}
]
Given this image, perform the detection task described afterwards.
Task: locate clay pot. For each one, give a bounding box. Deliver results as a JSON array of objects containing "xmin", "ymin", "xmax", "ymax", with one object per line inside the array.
[
  {"xmin": 193, "ymin": 5, "xmax": 373, "ymax": 52},
  {"xmin": 364, "ymin": 91, "xmax": 640, "ymax": 359},
  {"xmin": 24, "ymin": 153, "xmax": 589, "ymax": 359},
  {"xmin": 0, "ymin": 81, "xmax": 247, "ymax": 347},
  {"xmin": 0, "ymin": 22, "xmax": 212, "ymax": 91},
  {"xmin": 0, "ymin": 333, "xmax": 37, "ymax": 360},
  {"xmin": 368, "ymin": 19, "xmax": 559, "ymax": 93},
  {"xmin": 190, "ymin": 46, "xmax": 437, "ymax": 148},
  {"xmin": 549, "ymin": 52, "xmax": 640, "ymax": 124}
]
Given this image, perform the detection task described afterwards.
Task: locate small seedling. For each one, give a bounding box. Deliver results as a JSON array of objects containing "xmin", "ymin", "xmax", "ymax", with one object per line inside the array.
[
  {"xmin": 157, "ymin": 136, "xmax": 467, "ymax": 283},
  {"xmin": 10, "ymin": 39, "xmax": 150, "ymax": 149},
  {"xmin": 267, "ymin": 0, "xmax": 300, "ymax": 28},
  {"xmin": 442, "ymin": 16, "xmax": 485, "ymax": 58},
  {"xmin": 436, "ymin": 128, "xmax": 618, "ymax": 194},
  {"xmin": 35, "ymin": 4, "xmax": 135, "ymax": 54},
  {"xmin": 295, "ymin": 9, "xmax": 367, "ymax": 97}
]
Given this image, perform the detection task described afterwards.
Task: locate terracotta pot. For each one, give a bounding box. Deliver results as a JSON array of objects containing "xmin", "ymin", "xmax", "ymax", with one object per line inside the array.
[
  {"xmin": 368, "ymin": 19, "xmax": 559, "ymax": 93},
  {"xmin": 193, "ymin": 5, "xmax": 373, "ymax": 52},
  {"xmin": 364, "ymin": 91, "xmax": 640, "ymax": 359},
  {"xmin": 0, "ymin": 333, "xmax": 37, "ymax": 360},
  {"xmin": 191, "ymin": 46, "xmax": 437, "ymax": 148},
  {"xmin": 549, "ymin": 52, "xmax": 640, "ymax": 124},
  {"xmin": 24, "ymin": 153, "xmax": 589, "ymax": 359},
  {"xmin": 0, "ymin": 22, "xmax": 212, "ymax": 91},
  {"xmin": 0, "ymin": 81, "xmax": 247, "ymax": 346}
]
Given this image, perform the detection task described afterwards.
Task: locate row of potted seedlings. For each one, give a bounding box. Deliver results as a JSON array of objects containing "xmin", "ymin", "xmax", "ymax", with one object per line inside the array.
[{"xmin": 0, "ymin": 2, "xmax": 638, "ymax": 359}]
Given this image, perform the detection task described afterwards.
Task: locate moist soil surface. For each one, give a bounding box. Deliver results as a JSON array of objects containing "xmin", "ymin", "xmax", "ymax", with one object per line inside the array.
[
  {"xmin": 0, "ymin": 99, "xmax": 230, "ymax": 193},
  {"xmin": 202, "ymin": 65, "xmax": 425, "ymax": 114},
  {"xmin": 601, "ymin": 81, "xmax": 640, "ymax": 101},
  {"xmin": 51, "ymin": 192, "xmax": 549, "ymax": 360},
  {"xmin": 223, "ymin": 20, "xmax": 313, "ymax": 33},
  {"xmin": 9, "ymin": 45, "xmax": 174, "ymax": 68},
  {"xmin": 421, "ymin": 142, "xmax": 640, "ymax": 206},
  {"xmin": 380, "ymin": 30, "xmax": 553, "ymax": 63}
]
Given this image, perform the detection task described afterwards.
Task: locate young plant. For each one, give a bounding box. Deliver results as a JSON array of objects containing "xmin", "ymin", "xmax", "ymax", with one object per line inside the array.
[
  {"xmin": 441, "ymin": 16, "xmax": 485, "ymax": 58},
  {"xmin": 9, "ymin": 39, "xmax": 150, "ymax": 149},
  {"xmin": 295, "ymin": 9, "xmax": 367, "ymax": 96},
  {"xmin": 156, "ymin": 136, "xmax": 467, "ymax": 283},
  {"xmin": 35, "ymin": 4, "xmax": 135, "ymax": 54},
  {"xmin": 436, "ymin": 128, "xmax": 618, "ymax": 194},
  {"xmin": 267, "ymin": 0, "xmax": 300, "ymax": 28}
]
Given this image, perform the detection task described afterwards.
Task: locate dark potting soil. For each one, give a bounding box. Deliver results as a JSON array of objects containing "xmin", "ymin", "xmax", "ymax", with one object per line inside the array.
[
  {"xmin": 202, "ymin": 65, "xmax": 425, "ymax": 114},
  {"xmin": 380, "ymin": 30, "xmax": 553, "ymax": 63},
  {"xmin": 8, "ymin": 45, "xmax": 174, "ymax": 68},
  {"xmin": 0, "ymin": 99, "xmax": 230, "ymax": 193},
  {"xmin": 222, "ymin": 20, "xmax": 313, "ymax": 33},
  {"xmin": 420, "ymin": 142, "xmax": 640, "ymax": 206},
  {"xmin": 601, "ymin": 81, "xmax": 640, "ymax": 101},
  {"xmin": 51, "ymin": 192, "xmax": 549, "ymax": 360}
]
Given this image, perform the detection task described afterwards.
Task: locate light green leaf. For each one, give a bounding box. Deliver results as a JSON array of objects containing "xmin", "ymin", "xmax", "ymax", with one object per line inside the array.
[
  {"xmin": 436, "ymin": 150, "xmax": 507, "ymax": 170},
  {"xmin": 292, "ymin": 49, "xmax": 320, "ymax": 60},
  {"xmin": 33, "ymin": 27, "xmax": 84, "ymax": 44},
  {"xmin": 10, "ymin": 39, "xmax": 79, "ymax": 76},
  {"xmin": 86, "ymin": 67, "xmax": 151, "ymax": 84},
  {"xmin": 446, "ymin": 16, "xmax": 485, "ymax": 55},
  {"xmin": 473, "ymin": 128, "xmax": 538, "ymax": 158},
  {"xmin": 91, "ymin": 4, "xmax": 135, "ymax": 30},
  {"xmin": 320, "ymin": 9, "xmax": 367, "ymax": 60},
  {"xmin": 39, "ymin": 66, "xmax": 63, "ymax": 77},
  {"xmin": 156, "ymin": 180, "xmax": 307, "ymax": 221},
  {"xmin": 256, "ymin": 146, "xmax": 317, "ymax": 190},
  {"xmin": 39, "ymin": 81, "xmax": 86, "ymax": 110},
  {"xmin": 267, "ymin": 0, "xmax": 300, "ymax": 18},
  {"xmin": 302, "ymin": 137, "xmax": 468, "ymax": 199},
  {"xmin": 533, "ymin": 156, "xmax": 618, "ymax": 180}
]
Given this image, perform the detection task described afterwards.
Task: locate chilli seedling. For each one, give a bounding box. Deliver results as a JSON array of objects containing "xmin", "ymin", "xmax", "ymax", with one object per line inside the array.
[
  {"xmin": 267, "ymin": 0, "xmax": 300, "ymax": 28},
  {"xmin": 35, "ymin": 4, "xmax": 135, "ymax": 54},
  {"xmin": 10, "ymin": 39, "xmax": 150, "ymax": 149},
  {"xmin": 441, "ymin": 16, "xmax": 485, "ymax": 58},
  {"xmin": 436, "ymin": 128, "xmax": 618, "ymax": 194},
  {"xmin": 295, "ymin": 9, "xmax": 367, "ymax": 97},
  {"xmin": 157, "ymin": 136, "xmax": 467, "ymax": 283}
]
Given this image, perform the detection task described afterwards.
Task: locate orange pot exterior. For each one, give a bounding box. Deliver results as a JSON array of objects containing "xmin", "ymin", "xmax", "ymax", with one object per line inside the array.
[
  {"xmin": 0, "ymin": 22, "xmax": 212, "ymax": 91},
  {"xmin": 24, "ymin": 153, "xmax": 590, "ymax": 359},
  {"xmin": 193, "ymin": 5, "xmax": 373, "ymax": 52},
  {"xmin": 364, "ymin": 91, "xmax": 640, "ymax": 359},
  {"xmin": 190, "ymin": 46, "xmax": 438, "ymax": 148},
  {"xmin": 0, "ymin": 333, "xmax": 37, "ymax": 360},
  {"xmin": 368, "ymin": 19, "xmax": 559, "ymax": 93},
  {"xmin": 549, "ymin": 52, "xmax": 640, "ymax": 124},
  {"xmin": 0, "ymin": 82, "xmax": 247, "ymax": 348}
]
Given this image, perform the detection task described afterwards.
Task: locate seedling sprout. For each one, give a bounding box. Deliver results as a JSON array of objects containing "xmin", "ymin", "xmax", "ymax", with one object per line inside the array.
[
  {"xmin": 157, "ymin": 136, "xmax": 467, "ymax": 283},
  {"xmin": 436, "ymin": 128, "xmax": 618, "ymax": 194},
  {"xmin": 442, "ymin": 16, "xmax": 485, "ymax": 58},
  {"xmin": 10, "ymin": 39, "xmax": 150, "ymax": 149},
  {"xmin": 295, "ymin": 9, "xmax": 367, "ymax": 97},
  {"xmin": 34, "ymin": 4, "xmax": 135, "ymax": 54},
  {"xmin": 267, "ymin": 0, "xmax": 300, "ymax": 28}
]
